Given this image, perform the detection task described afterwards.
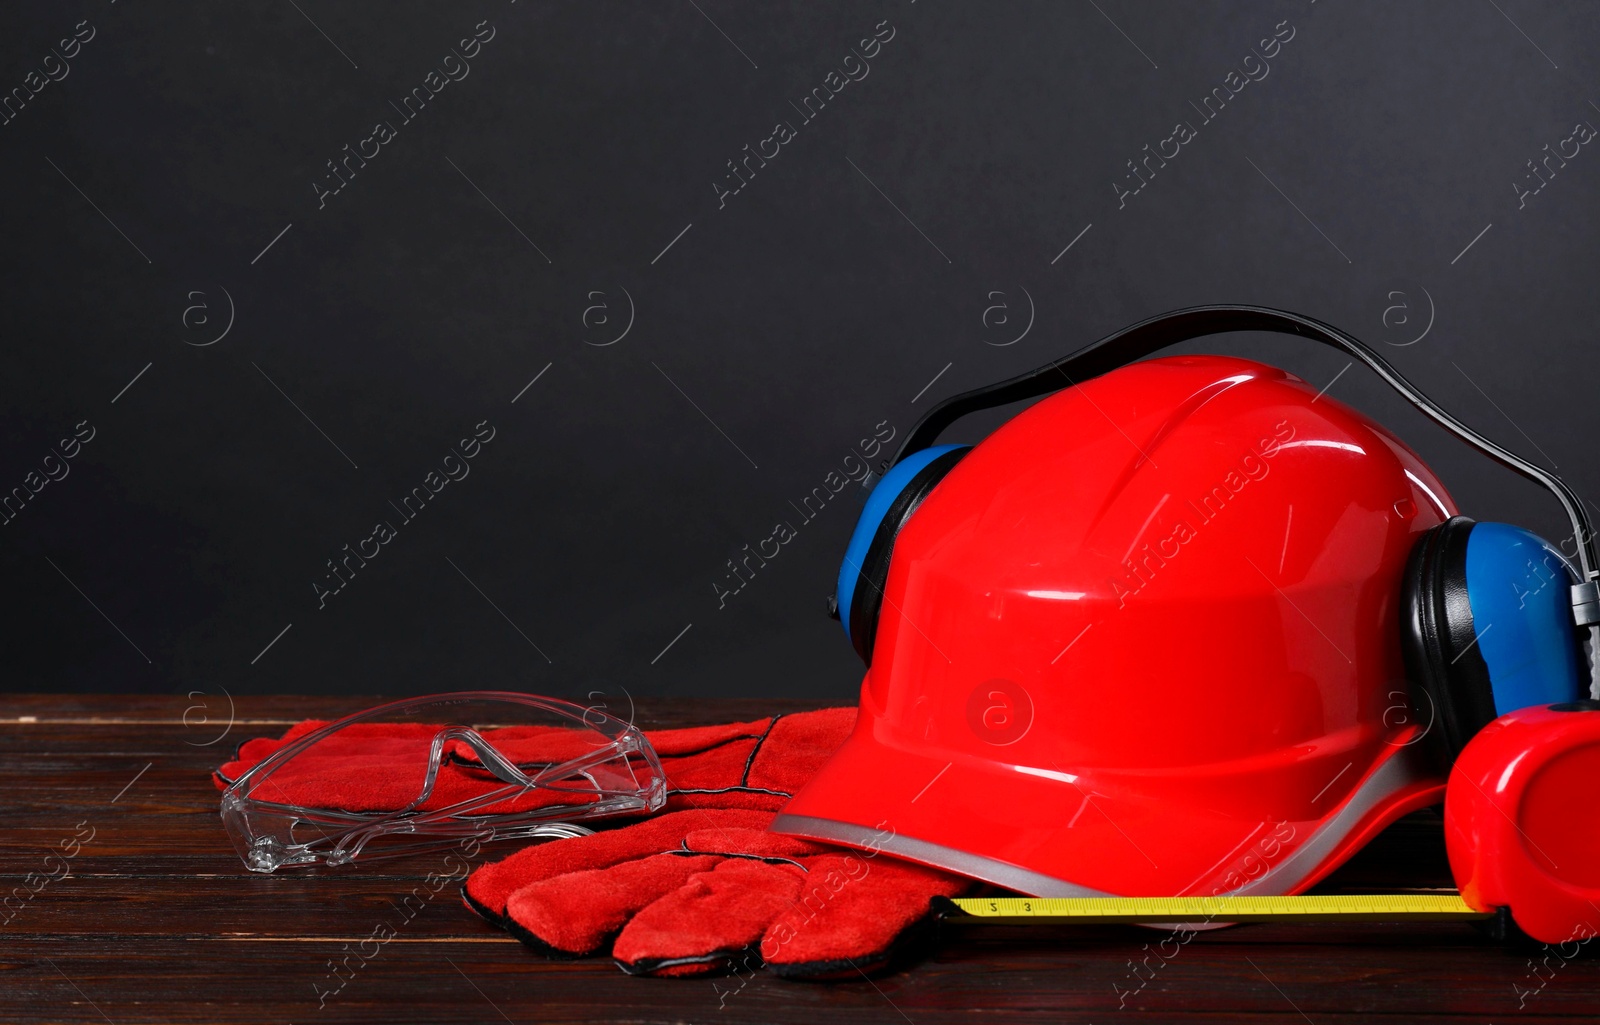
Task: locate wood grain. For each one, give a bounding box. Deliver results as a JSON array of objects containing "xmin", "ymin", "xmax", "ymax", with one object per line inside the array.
[{"xmin": 3, "ymin": 695, "xmax": 1596, "ymax": 1024}]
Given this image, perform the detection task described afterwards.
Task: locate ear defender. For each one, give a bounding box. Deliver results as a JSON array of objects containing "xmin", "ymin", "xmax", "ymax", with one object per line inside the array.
[
  {"xmin": 1401, "ymin": 515, "xmax": 1587, "ymax": 765},
  {"xmin": 1444, "ymin": 700, "xmax": 1600, "ymax": 945},
  {"xmin": 834, "ymin": 444, "xmax": 970, "ymax": 665}
]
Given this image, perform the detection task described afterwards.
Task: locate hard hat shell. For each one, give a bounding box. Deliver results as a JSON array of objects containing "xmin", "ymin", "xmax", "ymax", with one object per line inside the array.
[{"xmin": 776, "ymin": 354, "xmax": 1451, "ymax": 898}]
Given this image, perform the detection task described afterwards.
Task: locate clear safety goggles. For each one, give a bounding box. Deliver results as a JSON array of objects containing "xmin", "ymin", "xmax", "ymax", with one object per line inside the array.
[{"xmin": 219, "ymin": 691, "xmax": 667, "ymax": 873}]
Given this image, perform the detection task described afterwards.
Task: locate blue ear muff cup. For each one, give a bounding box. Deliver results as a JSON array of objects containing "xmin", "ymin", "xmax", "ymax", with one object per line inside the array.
[
  {"xmin": 1462, "ymin": 521, "xmax": 1584, "ymax": 712},
  {"xmin": 1402, "ymin": 516, "xmax": 1498, "ymax": 767},
  {"xmin": 834, "ymin": 444, "xmax": 968, "ymax": 651},
  {"xmin": 1401, "ymin": 517, "xmax": 1585, "ymax": 767},
  {"xmin": 837, "ymin": 445, "xmax": 970, "ymax": 665}
]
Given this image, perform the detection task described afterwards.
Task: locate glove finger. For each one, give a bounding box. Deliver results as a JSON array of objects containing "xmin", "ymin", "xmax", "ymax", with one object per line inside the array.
[
  {"xmin": 504, "ymin": 852, "xmax": 724, "ymax": 957},
  {"xmin": 612, "ymin": 859, "xmax": 805, "ymax": 977},
  {"xmin": 759, "ymin": 854, "xmax": 971, "ymax": 980},
  {"xmin": 680, "ymin": 825, "xmax": 830, "ymax": 861},
  {"xmin": 463, "ymin": 808, "xmax": 771, "ymax": 924}
]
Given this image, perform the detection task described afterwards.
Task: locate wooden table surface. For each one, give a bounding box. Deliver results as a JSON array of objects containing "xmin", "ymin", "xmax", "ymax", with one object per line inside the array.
[{"xmin": 4, "ymin": 693, "xmax": 1597, "ymax": 1024}]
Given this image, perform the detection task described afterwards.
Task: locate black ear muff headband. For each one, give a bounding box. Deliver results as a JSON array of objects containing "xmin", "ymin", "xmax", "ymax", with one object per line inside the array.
[{"xmin": 888, "ymin": 304, "xmax": 1600, "ymax": 697}]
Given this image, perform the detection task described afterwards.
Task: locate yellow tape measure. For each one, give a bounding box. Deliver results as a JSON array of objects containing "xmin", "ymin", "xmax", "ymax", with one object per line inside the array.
[{"xmin": 950, "ymin": 893, "xmax": 1488, "ymax": 924}]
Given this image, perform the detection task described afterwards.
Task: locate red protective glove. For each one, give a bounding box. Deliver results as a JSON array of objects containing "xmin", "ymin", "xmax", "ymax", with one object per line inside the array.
[
  {"xmin": 218, "ymin": 708, "xmax": 973, "ymax": 978},
  {"xmin": 213, "ymin": 707, "xmax": 856, "ymax": 816},
  {"xmin": 463, "ymin": 807, "xmax": 969, "ymax": 979}
]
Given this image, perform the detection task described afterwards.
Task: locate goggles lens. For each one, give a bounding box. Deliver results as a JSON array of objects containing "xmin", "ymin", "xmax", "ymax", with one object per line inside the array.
[{"xmin": 219, "ymin": 691, "xmax": 666, "ymax": 873}]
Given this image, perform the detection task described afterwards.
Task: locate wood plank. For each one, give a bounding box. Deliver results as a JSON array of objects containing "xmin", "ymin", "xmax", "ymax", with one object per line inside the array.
[
  {"xmin": 3, "ymin": 932, "xmax": 1593, "ymax": 1024},
  {"xmin": 0, "ymin": 694, "xmax": 838, "ymax": 727}
]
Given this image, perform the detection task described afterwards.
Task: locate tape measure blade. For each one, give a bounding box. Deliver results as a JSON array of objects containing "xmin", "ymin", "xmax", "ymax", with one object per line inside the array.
[{"xmin": 948, "ymin": 894, "xmax": 1486, "ymax": 923}]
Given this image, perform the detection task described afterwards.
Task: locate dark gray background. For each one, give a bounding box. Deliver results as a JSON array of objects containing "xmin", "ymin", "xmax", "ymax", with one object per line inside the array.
[{"xmin": 2, "ymin": 1, "xmax": 1596, "ymax": 705}]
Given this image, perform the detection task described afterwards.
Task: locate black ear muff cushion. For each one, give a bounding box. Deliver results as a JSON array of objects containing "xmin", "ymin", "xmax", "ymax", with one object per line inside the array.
[
  {"xmin": 1400, "ymin": 523, "xmax": 1447, "ymax": 763},
  {"xmin": 1400, "ymin": 516, "xmax": 1499, "ymax": 766},
  {"xmin": 848, "ymin": 447, "xmax": 969, "ymax": 664}
]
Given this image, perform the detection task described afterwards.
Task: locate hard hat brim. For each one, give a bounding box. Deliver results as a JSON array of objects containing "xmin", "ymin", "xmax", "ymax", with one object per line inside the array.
[{"xmin": 774, "ymin": 721, "xmax": 1445, "ymax": 898}]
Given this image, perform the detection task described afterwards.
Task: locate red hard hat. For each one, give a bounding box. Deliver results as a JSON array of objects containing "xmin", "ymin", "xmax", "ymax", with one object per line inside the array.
[{"xmin": 776, "ymin": 354, "xmax": 1452, "ymax": 898}]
